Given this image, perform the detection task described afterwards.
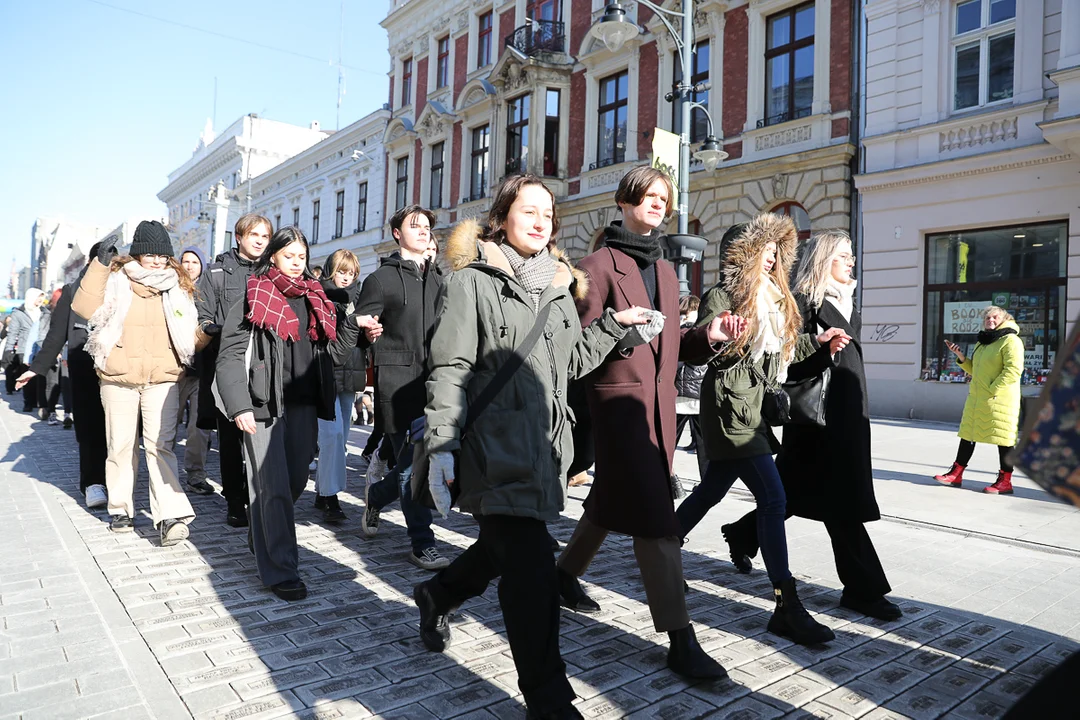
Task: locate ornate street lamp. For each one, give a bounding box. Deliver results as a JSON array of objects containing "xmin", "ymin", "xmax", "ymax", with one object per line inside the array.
[{"xmin": 590, "ymin": 1, "xmax": 727, "ymax": 295}]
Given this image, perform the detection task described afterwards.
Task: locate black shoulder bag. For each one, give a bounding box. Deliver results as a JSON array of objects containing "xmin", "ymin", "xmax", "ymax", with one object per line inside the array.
[
  {"xmin": 746, "ymin": 357, "xmax": 791, "ymax": 427},
  {"xmin": 782, "ymin": 307, "xmax": 832, "ymax": 428},
  {"xmin": 410, "ymin": 303, "xmax": 554, "ymax": 510}
]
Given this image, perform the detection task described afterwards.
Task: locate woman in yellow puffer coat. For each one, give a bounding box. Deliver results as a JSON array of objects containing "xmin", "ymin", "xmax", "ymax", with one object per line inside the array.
[{"xmin": 934, "ymin": 306, "xmax": 1024, "ymax": 495}]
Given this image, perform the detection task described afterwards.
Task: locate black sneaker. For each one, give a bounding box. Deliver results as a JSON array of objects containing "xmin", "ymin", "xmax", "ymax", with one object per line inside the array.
[
  {"xmin": 409, "ymin": 547, "xmax": 450, "ymax": 570},
  {"xmin": 226, "ymin": 507, "xmax": 249, "ymax": 528},
  {"xmin": 313, "ymin": 494, "xmax": 327, "ymax": 510},
  {"xmin": 63, "ymin": 416, "xmax": 74, "ymax": 429},
  {"xmin": 109, "ymin": 515, "xmax": 134, "ymax": 533},
  {"xmin": 159, "ymin": 519, "xmax": 189, "ymax": 547}
]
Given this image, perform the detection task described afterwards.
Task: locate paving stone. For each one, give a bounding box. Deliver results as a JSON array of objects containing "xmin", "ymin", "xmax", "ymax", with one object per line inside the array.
[
  {"xmin": 231, "ymin": 664, "xmax": 332, "ymax": 701},
  {"xmin": 570, "ymin": 662, "xmax": 645, "ymax": 700},
  {"xmin": 920, "ymin": 664, "xmax": 990, "ymax": 701},
  {"xmin": 784, "ymin": 701, "xmax": 857, "ymax": 719},
  {"xmin": 624, "ymin": 692, "xmax": 717, "ymax": 720},
  {"xmin": 204, "ymin": 691, "xmax": 304, "ymax": 720},
  {"xmin": 684, "ymin": 676, "xmax": 752, "ymax": 707},
  {"xmin": 948, "ymin": 693, "xmax": 1011, "ymax": 720},
  {"xmin": 816, "ymin": 678, "xmax": 900, "ymax": 717},
  {"xmin": 292, "ymin": 669, "xmax": 388, "ymax": 705},
  {"xmin": 576, "ymin": 687, "xmax": 650, "ymax": 719},
  {"xmin": 436, "ymin": 652, "xmax": 518, "ymax": 689},
  {"xmin": 319, "ymin": 641, "xmax": 406, "ymax": 674},
  {"xmin": 757, "ymin": 673, "xmax": 831, "ymax": 709},
  {"xmin": 979, "ymin": 672, "xmax": 1038, "ymax": 706},
  {"xmin": 704, "ymin": 695, "xmax": 785, "ymax": 719},
  {"xmin": 885, "ymin": 683, "xmax": 964, "ymax": 720},
  {"xmin": 258, "ymin": 640, "xmax": 350, "ymax": 671},
  {"xmin": 360, "ymin": 674, "xmax": 453, "ymax": 715},
  {"xmin": 207, "ymin": 634, "xmax": 296, "ymax": 666},
  {"xmin": 419, "ymin": 680, "xmax": 512, "ymax": 718}
]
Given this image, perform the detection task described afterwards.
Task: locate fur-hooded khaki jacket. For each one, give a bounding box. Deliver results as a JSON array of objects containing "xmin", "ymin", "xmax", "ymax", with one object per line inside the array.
[
  {"xmin": 424, "ymin": 219, "xmax": 628, "ymax": 521},
  {"xmin": 697, "ymin": 213, "xmax": 826, "ymax": 460}
]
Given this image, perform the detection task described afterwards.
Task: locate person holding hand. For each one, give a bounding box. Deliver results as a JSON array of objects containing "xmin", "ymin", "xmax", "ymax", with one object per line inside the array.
[
  {"xmin": 213, "ymin": 226, "xmax": 372, "ymax": 601},
  {"xmin": 677, "ymin": 214, "xmax": 850, "ymax": 646}
]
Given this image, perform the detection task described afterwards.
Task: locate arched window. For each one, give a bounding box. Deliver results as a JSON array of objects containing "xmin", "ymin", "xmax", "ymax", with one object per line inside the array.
[{"xmin": 771, "ymin": 201, "xmax": 811, "ymax": 242}]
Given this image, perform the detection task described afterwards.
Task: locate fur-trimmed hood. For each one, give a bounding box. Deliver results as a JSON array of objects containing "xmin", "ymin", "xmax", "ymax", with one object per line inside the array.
[{"xmin": 444, "ymin": 218, "xmax": 589, "ymax": 300}]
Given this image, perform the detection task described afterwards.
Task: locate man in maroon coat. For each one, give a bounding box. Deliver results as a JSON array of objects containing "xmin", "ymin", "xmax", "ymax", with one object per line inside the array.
[{"xmin": 557, "ymin": 166, "xmax": 742, "ymax": 680}]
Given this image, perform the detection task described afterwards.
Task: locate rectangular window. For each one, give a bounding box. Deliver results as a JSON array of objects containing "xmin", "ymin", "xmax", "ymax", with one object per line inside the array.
[
  {"xmin": 596, "ymin": 71, "xmax": 629, "ymax": 168},
  {"xmin": 401, "ymin": 57, "xmax": 413, "ymax": 107},
  {"xmin": 275, "ymin": 214, "xmax": 281, "ymax": 231},
  {"xmin": 505, "ymin": 94, "xmax": 530, "ymax": 176},
  {"xmin": 477, "ymin": 12, "xmax": 492, "ymax": 67},
  {"xmin": 436, "ymin": 36, "xmax": 450, "ymax": 89},
  {"xmin": 430, "ymin": 142, "xmax": 445, "ymax": 209},
  {"xmin": 334, "ymin": 190, "xmax": 345, "ymax": 238},
  {"xmin": 673, "ymin": 40, "xmax": 711, "ymax": 142},
  {"xmin": 764, "ymin": 2, "xmax": 814, "ymax": 127},
  {"xmin": 396, "ymin": 156, "xmax": 409, "ymax": 211},
  {"xmin": 356, "ymin": 182, "xmax": 368, "ymax": 232},
  {"xmin": 543, "ymin": 88, "xmax": 560, "ymax": 177},
  {"xmin": 469, "ymin": 125, "xmax": 490, "ymax": 201},
  {"xmin": 953, "ymin": 0, "xmax": 1015, "ymax": 110},
  {"xmin": 922, "ymin": 221, "xmax": 1067, "ymax": 386},
  {"xmin": 311, "ymin": 199, "xmax": 320, "ymax": 244},
  {"xmin": 292, "ymin": 207, "xmax": 300, "ymax": 226}
]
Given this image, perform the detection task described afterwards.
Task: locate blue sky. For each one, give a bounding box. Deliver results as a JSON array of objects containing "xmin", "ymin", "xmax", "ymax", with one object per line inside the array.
[{"xmin": 0, "ymin": 0, "xmax": 390, "ymax": 270}]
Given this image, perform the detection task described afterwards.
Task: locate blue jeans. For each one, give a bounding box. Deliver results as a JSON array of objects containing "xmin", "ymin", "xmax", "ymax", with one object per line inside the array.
[
  {"xmin": 316, "ymin": 392, "xmax": 355, "ymax": 497},
  {"xmin": 676, "ymin": 455, "xmax": 792, "ymax": 585},
  {"xmin": 367, "ymin": 428, "xmax": 436, "ymax": 553}
]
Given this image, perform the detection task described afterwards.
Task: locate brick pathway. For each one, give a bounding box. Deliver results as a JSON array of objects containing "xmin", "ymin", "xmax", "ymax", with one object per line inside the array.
[{"xmin": 1, "ymin": 394, "xmax": 1078, "ymax": 719}]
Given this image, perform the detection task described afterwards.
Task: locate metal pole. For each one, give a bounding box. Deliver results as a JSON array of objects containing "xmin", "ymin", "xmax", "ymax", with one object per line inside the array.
[{"xmin": 676, "ymin": 0, "xmax": 693, "ymax": 296}]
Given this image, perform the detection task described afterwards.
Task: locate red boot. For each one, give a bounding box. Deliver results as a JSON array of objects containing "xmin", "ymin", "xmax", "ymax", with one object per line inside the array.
[
  {"xmin": 984, "ymin": 471, "xmax": 1014, "ymax": 495},
  {"xmin": 934, "ymin": 463, "xmax": 965, "ymax": 487}
]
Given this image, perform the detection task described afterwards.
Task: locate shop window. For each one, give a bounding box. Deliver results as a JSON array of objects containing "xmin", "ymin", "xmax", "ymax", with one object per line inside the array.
[
  {"xmin": 772, "ymin": 201, "xmax": 812, "ymax": 242},
  {"xmin": 763, "ymin": 2, "xmax": 814, "ymax": 127},
  {"xmin": 953, "ymin": 0, "xmax": 1015, "ymax": 111},
  {"xmin": 922, "ymin": 221, "xmax": 1066, "ymax": 386}
]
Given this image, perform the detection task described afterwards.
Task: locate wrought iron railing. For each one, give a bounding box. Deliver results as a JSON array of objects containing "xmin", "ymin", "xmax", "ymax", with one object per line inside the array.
[
  {"xmin": 757, "ymin": 106, "xmax": 812, "ymax": 128},
  {"xmin": 505, "ymin": 19, "xmax": 565, "ymax": 56},
  {"xmin": 589, "ymin": 156, "xmax": 621, "ymax": 171}
]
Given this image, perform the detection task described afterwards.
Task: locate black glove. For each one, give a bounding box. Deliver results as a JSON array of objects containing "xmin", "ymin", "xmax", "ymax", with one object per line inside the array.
[
  {"xmin": 96, "ymin": 243, "xmax": 117, "ymax": 265},
  {"xmin": 200, "ymin": 321, "xmax": 221, "ymax": 336}
]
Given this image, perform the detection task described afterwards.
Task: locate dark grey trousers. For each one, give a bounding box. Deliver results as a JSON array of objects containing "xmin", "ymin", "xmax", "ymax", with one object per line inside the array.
[{"xmin": 242, "ymin": 404, "xmax": 318, "ymax": 588}]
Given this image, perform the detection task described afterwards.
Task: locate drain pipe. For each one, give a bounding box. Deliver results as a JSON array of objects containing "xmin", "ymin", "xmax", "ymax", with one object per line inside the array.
[{"xmin": 853, "ymin": 0, "xmax": 868, "ymax": 308}]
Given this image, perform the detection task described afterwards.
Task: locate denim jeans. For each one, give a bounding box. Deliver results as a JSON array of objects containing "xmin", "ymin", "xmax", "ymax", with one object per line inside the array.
[
  {"xmin": 316, "ymin": 392, "xmax": 355, "ymax": 496},
  {"xmin": 675, "ymin": 455, "xmax": 792, "ymax": 585},
  {"xmin": 367, "ymin": 428, "xmax": 436, "ymax": 553}
]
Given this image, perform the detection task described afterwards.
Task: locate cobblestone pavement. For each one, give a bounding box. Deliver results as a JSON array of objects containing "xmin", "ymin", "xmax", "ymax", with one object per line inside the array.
[{"xmin": 2, "ymin": 394, "xmax": 1079, "ymax": 720}]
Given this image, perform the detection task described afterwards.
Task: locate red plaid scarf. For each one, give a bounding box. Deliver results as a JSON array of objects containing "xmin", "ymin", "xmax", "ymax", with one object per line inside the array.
[{"xmin": 246, "ymin": 268, "xmax": 338, "ymax": 343}]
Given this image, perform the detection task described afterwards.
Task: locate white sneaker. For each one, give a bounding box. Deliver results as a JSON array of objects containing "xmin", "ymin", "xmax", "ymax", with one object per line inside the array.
[
  {"xmin": 366, "ymin": 454, "xmax": 388, "ymax": 487},
  {"xmin": 85, "ymin": 484, "xmax": 108, "ymax": 509},
  {"xmin": 409, "ymin": 547, "xmax": 450, "ymax": 571}
]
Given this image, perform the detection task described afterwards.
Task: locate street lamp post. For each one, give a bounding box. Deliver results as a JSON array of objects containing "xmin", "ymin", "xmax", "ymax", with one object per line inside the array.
[{"xmin": 590, "ymin": 1, "xmax": 728, "ymax": 295}]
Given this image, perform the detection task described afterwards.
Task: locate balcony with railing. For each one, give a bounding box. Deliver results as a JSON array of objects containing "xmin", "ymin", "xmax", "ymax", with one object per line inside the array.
[
  {"xmin": 505, "ymin": 19, "xmax": 565, "ymax": 57},
  {"xmin": 757, "ymin": 106, "xmax": 812, "ymax": 129}
]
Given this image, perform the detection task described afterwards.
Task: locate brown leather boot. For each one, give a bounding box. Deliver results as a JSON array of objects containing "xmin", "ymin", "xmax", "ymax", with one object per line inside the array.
[
  {"xmin": 983, "ymin": 471, "xmax": 1014, "ymax": 495},
  {"xmin": 934, "ymin": 463, "xmax": 965, "ymax": 487}
]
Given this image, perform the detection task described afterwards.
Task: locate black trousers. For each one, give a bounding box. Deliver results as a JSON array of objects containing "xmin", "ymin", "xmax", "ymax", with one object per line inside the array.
[
  {"xmin": 22, "ymin": 372, "xmax": 45, "ymax": 410},
  {"xmin": 68, "ymin": 350, "xmax": 106, "ymax": 493},
  {"xmin": 431, "ymin": 514, "xmax": 575, "ymax": 714},
  {"xmin": 674, "ymin": 413, "xmax": 707, "ymax": 481},
  {"xmin": 955, "ymin": 439, "xmax": 1014, "ymax": 473},
  {"xmin": 729, "ymin": 510, "xmax": 891, "ymax": 601},
  {"xmin": 4, "ymin": 359, "xmax": 22, "ymax": 395},
  {"xmin": 216, "ymin": 411, "xmax": 250, "ymax": 513}
]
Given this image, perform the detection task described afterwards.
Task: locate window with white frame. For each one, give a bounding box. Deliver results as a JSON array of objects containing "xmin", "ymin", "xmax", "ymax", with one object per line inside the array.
[
  {"xmin": 395, "ymin": 157, "xmax": 409, "ymax": 211},
  {"xmin": 311, "ymin": 199, "xmax": 321, "ymax": 244},
  {"xmin": 764, "ymin": 2, "xmax": 814, "ymax": 127},
  {"xmin": 673, "ymin": 40, "xmax": 710, "ymax": 143},
  {"xmin": 596, "ymin": 71, "xmax": 628, "ymax": 168},
  {"xmin": 356, "ymin": 182, "xmax": 368, "ymax": 232},
  {"xmin": 469, "ymin": 125, "xmax": 490, "ymax": 201},
  {"xmin": 952, "ymin": 0, "xmax": 1015, "ymax": 111},
  {"xmin": 334, "ymin": 190, "xmax": 345, "ymax": 238},
  {"xmin": 430, "ymin": 142, "xmax": 445, "ymax": 209}
]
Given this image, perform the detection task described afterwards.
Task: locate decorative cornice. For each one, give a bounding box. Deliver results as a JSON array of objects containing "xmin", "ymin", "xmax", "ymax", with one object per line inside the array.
[{"xmin": 857, "ymin": 152, "xmax": 1074, "ymax": 193}]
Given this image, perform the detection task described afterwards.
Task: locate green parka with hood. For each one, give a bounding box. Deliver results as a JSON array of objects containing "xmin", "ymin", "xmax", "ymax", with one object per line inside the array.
[{"xmin": 424, "ymin": 220, "xmax": 628, "ymax": 521}]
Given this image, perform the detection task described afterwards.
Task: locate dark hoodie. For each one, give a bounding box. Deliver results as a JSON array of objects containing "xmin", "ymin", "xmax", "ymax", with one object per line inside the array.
[
  {"xmin": 354, "ymin": 251, "xmax": 443, "ymax": 434},
  {"xmin": 320, "ymin": 257, "xmax": 366, "ymax": 395}
]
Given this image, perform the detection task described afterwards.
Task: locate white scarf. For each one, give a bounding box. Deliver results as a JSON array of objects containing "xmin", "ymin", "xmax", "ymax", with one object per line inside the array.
[
  {"xmin": 85, "ymin": 261, "xmax": 198, "ymax": 371},
  {"xmin": 24, "ymin": 289, "xmax": 44, "ymax": 323},
  {"xmin": 824, "ymin": 277, "xmax": 857, "ymax": 322},
  {"xmin": 750, "ymin": 276, "xmax": 790, "ymax": 382}
]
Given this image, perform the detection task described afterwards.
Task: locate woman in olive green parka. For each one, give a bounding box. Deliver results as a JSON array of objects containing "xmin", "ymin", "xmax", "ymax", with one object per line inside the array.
[{"xmin": 935, "ymin": 306, "xmax": 1024, "ymax": 495}]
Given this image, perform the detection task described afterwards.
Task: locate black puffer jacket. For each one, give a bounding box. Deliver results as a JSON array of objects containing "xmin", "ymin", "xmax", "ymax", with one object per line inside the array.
[
  {"xmin": 675, "ymin": 361, "xmax": 706, "ymax": 400},
  {"xmin": 320, "ymin": 271, "xmax": 366, "ymax": 395}
]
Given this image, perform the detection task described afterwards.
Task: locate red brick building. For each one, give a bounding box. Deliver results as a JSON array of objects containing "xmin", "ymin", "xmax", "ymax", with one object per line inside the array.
[{"xmin": 381, "ymin": 0, "xmax": 857, "ymax": 289}]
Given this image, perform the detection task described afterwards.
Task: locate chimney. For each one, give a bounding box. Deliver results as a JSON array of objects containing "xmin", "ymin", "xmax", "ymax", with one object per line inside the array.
[{"xmin": 311, "ymin": 121, "xmax": 321, "ymax": 131}]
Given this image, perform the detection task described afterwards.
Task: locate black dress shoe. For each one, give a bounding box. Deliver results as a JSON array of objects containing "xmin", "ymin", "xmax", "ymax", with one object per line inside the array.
[
  {"xmin": 840, "ymin": 592, "xmax": 903, "ymax": 621},
  {"xmin": 667, "ymin": 625, "xmax": 727, "ymax": 679},
  {"xmin": 271, "ymin": 579, "xmax": 307, "ymax": 601},
  {"xmin": 557, "ymin": 567, "xmax": 600, "ymax": 614},
  {"xmin": 414, "ymin": 580, "xmax": 454, "ymax": 652},
  {"xmin": 227, "ymin": 510, "xmax": 249, "ymax": 528}
]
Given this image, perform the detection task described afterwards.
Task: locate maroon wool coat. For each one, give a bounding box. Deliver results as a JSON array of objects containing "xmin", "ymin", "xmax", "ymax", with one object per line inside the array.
[{"xmin": 576, "ymin": 247, "xmax": 714, "ymax": 538}]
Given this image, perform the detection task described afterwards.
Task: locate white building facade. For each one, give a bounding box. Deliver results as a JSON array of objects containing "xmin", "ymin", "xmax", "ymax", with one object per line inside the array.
[
  {"xmin": 249, "ymin": 109, "xmax": 391, "ymax": 275},
  {"xmin": 158, "ymin": 115, "xmax": 329, "ymax": 262},
  {"xmin": 29, "ymin": 218, "xmax": 109, "ymax": 293},
  {"xmin": 855, "ymin": 0, "xmax": 1080, "ymax": 421}
]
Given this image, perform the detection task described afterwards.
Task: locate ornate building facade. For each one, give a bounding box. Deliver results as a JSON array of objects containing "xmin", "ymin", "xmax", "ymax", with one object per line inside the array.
[{"xmin": 382, "ymin": 0, "xmax": 859, "ymax": 293}]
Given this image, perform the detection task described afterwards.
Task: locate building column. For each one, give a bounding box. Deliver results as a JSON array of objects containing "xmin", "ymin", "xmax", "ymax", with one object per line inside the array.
[{"xmin": 1060, "ymin": 0, "xmax": 1080, "ymax": 70}]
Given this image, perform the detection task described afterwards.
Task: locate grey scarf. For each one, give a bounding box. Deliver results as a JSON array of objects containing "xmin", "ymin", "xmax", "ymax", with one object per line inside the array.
[{"xmin": 498, "ymin": 243, "xmax": 556, "ymax": 311}]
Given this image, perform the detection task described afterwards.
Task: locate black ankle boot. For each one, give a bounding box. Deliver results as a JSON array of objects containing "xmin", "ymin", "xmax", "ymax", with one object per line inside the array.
[
  {"xmin": 767, "ymin": 577, "xmax": 835, "ymax": 645},
  {"xmin": 667, "ymin": 625, "xmax": 727, "ymax": 679},
  {"xmin": 323, "ymin": 494, "xmax": 346, "ymax": 523},
  {"xmin": 313, "ymin": 494, "xmax": 327, "ymax": 510},
  {"xmin": 721, "ymin": 523, "xmax": 754, "ymax": 574},
  {"xmin": 557, "ymin": 567, "xmax": 600, "ymax": 614},
  {"xmin": 414, "ymin": 580, "xmax": 455, "ymax": 652}
]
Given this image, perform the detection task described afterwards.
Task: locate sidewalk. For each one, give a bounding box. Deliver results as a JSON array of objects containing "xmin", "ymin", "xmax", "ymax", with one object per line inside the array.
[{"xmin": 1, "ymin": 394, "xmax": 1079, "ymax": 719}]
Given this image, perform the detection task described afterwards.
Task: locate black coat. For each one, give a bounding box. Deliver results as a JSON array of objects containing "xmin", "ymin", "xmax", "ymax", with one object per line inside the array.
[
  {"xmin": 195, "ymin": 249, "xmax": 256, "ymax": 428},
  {"xmin": 355, "ymin": 253, "xmax": 442, "ymax": 434},
  {"xmin": 775, "ymin": 295, "xmax": 880, "ymax": 523},
  {"xmin": 321, "ymin": 277, "xmax": 366, "ymax": 395}
]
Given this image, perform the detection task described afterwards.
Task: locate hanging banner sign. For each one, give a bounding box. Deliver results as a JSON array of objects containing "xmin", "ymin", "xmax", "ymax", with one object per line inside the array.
[
  {"xmin": 944, "ymin": 301, "xmax": 991, "ymax": 334},
  {"xmin": 651, "ymin": 127, "xmax": 680, "ymax": 195}
]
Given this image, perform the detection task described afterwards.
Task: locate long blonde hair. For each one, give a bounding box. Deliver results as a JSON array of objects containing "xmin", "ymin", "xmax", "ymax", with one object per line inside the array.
[{"xmin": 793, "ymin": 231, "xmax": 852, "ymax": 309}]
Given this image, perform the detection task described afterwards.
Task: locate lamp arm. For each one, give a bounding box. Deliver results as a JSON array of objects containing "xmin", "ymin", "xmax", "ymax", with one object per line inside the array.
[
  {"xmin": 635, "ymin": 0, "xmax": 686, "ymax": 63},
  {"xmin": 689, "ymin": 101, "xmax": 716, "ymax": 138}
]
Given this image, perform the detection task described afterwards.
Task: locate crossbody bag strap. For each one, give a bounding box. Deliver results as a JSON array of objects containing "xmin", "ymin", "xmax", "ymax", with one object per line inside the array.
[{"xmin": 464, "ymin": 302, "xmax": 553, "ymax": 432}]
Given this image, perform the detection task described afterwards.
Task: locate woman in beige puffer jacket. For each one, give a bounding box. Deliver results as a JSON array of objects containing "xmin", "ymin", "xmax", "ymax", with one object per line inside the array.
[{"xmin": 73, "ymin": 221, "xmax": 210, "ymax": 546}]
